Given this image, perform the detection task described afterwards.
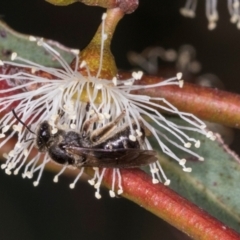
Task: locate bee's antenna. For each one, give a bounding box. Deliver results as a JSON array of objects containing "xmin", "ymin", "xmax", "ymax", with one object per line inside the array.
[{"xmin": 12, "ymin": 109, "xmax": 36, "ymax": 135}]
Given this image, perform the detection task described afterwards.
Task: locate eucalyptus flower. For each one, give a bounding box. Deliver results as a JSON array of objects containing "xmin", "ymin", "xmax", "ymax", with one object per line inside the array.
[{"xmin": 0, "ymin": 13, "xmax": 213, "ymax": 199}]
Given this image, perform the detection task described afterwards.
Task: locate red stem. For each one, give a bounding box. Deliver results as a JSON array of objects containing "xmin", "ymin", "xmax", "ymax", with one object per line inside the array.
[{"xmin": 102, "ymin": 168, "xmax": 240, "ymax": 240}]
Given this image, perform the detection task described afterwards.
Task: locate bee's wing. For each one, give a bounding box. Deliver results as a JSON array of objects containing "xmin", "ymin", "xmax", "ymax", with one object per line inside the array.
[{"xmin": 66, "ymin": 146, "xmax": 158, "ymax": 168}]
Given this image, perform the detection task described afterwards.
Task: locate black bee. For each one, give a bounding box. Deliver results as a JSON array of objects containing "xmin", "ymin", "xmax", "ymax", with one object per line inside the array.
[{"xmin": 13, "ymin": 109, "xmax": 157, "ymax": 168}]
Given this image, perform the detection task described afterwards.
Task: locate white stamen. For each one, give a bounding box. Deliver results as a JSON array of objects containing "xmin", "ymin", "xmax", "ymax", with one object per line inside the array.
[
  {"xmin": 37, "ymin": 38, "xmax": 43, "ymax": 46},
  {"xmin": 51, "ymin": 128, "xmax": 58, "ymax": 134},
  {"xmin": 210, "ymin": 135, "xmax": 216, "ymax": 141},
  {"xmin": 8, "ymin": 150, "xmax": 15, "ymax": 157},
  {"xmin": 5, "ymin": 169, "xmax": 12, "ymax": 175},
  {"xmin": 132, "ymin": 71, "xmax": 143, "ymax": 80},
  {"xmin": 88, "ymin": 179, "xmax": 95, "ymax": 186},
  {"xmin": 1, "ymin": 164, "xmax": 7, "ymax": 169},
  {"xmin": 98, "ymin": 113, "xmax": 104, "ymax": 121},
  {"xmin": 109, "ymin": 190, "xmax": 116, "ymax": 198},
  {"xmin": 195, "ymin": 140, "xmax": 200, "ymax": 148},
  {"xmin": 70, "ymin": 49, "xmax": 80, "ymax": 55},
  {"xmin": 207, "ymin": 131, "xmax": 213, "ymax": 138},
  {"xmin": 184, "ymin": 142, "xmax": 191, "ymax": 148},
  {"xmin": 164, "ymin": 179, "xmax": 171, "ymax": 185},
  {"xmin": 23, "ymin": 149, "xmax": 29, "ymax": 157},
  {"xmin": 103, "ymin": 113, "xmax": 111, "ymax": 119},
  {"xmin": 96, "ymin": 83, "xmax": 103, "ymax": 89},
  {"xmin": 152, "ymin": 178, "xmax": 159, "ymax": 184},
  {"xmin": 183, "ymin": 167, "xmax": 192, "ymax": 172},
  {"xmin": 53, "ymin": 165, "xmax": 67, "ymax": 183},
  {"xmin": 11, "ymin": 52, "xmax": 17, "ymax": 61},
  {"xmin": 150, "ymin": 167, "xmax": 159, "ymax": 173},
  {"xmin": 179, "ymin": 80, "xmax": 184, "ymax": 88},
  {"xmin": 31, "ymin": 67, "xmax": 37, "ymax": 74},
  {"xmin": 129, "ymin": 135, "xmax": 136, "ymax": 142},
  {"xmin": 95, "ymin": 192, "xmax": 102, "ymax": 199},
  {"xmin": 117, "ymin": 189, "xmax": 123, "ymax": 195},
  {"xmin": 124, "ymin": 80, "xmax": 134, "ymax": 86},
  {"xmin": 69, "ymin": 168, "xmax": 84, "ymax": 189},
  {"xmin": 179, "ymin": 158, "xmax": 186, "ymax": 166},
  {"xmin": 176, "ymin": 72, "xmax": 183, "ymax": 80},
  {"xmin": 33, "ymin": 181, "xmax": 39, "ymax": 187},
  {"xmin": 15, "ymin": 142, "xmax": 22, "ymax": 148},
  {"xmin": 136, "ymin": 129, "xmax": 143, "ymax": 137},
  {"xmin": 79, "ymin": 61, "xmax": 87, "ymax": 68},
  {"xmin": 102, "ymin": 13, "xmax": 107, "ymax": 20},
  {"xmin": 29, "ymin": 36, "xmax": 37, "ymax": 41},
  {"xmin": 12, "ymin": 125, "xmax": 22, "ymax": 132},
  {"xmin": 0, "ymin": 133, "xmax": 5, "ymax": 138},
  {"xmin": 112, "ymin": 77, "xmax": 117, "ymax": 86}
]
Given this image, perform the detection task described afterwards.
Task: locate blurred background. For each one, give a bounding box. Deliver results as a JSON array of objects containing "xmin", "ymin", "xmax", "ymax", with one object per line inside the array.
[{"xmin": 0, "ymin": 0, "xmax": 240, "ymax": 239}]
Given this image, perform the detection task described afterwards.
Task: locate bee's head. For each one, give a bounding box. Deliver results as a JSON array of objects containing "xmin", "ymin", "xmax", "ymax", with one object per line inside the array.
[{"xmin": 36, "ymin": 121, "xmax": 54, "ymax": 152}]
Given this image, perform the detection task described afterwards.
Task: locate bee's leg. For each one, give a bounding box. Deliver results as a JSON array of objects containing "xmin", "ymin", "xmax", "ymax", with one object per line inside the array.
[
  {"xmin": 82, "ymin": 103, "xmax": 102, "ymax": 136},
  {"xmin": 90, "ymin": 110, "xmax": 126, "ymax": 143},
  {"xmin": 82, "ymin": 114, "xmax": 99, "ymax": 137}
]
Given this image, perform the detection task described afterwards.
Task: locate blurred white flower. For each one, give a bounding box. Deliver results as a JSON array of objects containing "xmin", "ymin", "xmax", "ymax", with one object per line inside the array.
[{"xmin": 180, "ymin": 0, "xmax": 240, "ymax": 30}]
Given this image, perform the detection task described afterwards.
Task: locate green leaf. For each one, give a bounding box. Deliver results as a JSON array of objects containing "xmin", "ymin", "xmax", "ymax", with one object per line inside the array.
[
  {"xmin": 149, "ymin": 117, "xmax": 240, "ymax": 232},
  {"xmin": 0, "ymin": 20, "xmax": 73, "ymax": 66}
]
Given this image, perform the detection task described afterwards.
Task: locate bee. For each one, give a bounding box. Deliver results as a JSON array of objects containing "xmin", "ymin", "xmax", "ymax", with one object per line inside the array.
[{"xmin": 13, "ymin": 109, "xmax": 157, "ymax": 169}]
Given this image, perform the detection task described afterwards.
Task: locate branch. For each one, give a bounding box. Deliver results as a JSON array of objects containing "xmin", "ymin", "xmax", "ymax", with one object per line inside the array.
[{"xmin": 100, "ymin": 168, "xmax": 240, "ymax": 240}]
